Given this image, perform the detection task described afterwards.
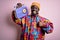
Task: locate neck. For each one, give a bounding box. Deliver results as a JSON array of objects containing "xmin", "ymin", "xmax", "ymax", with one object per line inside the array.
[{"xmin": 31, "ymin": 14, "xmax": 38, "ymax": 17}]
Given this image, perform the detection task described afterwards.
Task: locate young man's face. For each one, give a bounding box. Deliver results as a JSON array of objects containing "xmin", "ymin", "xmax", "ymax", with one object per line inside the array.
[{"xmin": 31, "ymin": 5, "xmax": 39, "ymax": 16}]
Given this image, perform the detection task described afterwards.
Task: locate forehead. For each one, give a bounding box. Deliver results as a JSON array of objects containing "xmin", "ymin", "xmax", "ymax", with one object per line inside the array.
[{"xmin": 31, "ymin": 5, "xmax": 38, "ymax": 8}]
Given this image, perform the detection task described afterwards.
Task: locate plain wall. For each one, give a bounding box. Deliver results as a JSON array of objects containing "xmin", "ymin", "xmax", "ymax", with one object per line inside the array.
[{"xmin": 0, "ymin": 0, "xmax": 60, "ymax": 40}]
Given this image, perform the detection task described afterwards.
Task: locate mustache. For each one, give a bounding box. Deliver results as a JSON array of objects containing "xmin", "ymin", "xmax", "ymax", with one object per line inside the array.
[{"xmin": 33, "ymin": 11, "xmax": 37, "ymax": 14}]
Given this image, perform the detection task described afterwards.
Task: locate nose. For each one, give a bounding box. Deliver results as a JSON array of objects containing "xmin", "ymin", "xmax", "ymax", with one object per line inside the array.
[{"xmin": 31, "ymin": 8, "xmax": 37, "ymax": 11}]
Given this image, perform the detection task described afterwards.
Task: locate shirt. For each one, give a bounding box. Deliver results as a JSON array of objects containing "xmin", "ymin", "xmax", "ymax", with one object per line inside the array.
[{"xmin": 12, "ymin": 14, "xmax": 53, "ymax": 40}]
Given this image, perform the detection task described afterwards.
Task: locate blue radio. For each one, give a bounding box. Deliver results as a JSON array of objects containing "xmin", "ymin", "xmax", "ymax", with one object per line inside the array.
[{"xmin": 15, "ymin": 6, "xmax": 28, "ymax": 19}]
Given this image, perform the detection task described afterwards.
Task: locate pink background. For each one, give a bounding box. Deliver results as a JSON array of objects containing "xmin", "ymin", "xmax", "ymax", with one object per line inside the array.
[{"xmin": 0, "ymin": 0, "xmax": 60, "ymax": 40}]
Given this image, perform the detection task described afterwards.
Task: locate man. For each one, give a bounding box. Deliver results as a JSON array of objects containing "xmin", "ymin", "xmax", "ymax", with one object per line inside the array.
[{"xmin": 12, "ymin": 2, "xmax": 53, "ymax": 40}]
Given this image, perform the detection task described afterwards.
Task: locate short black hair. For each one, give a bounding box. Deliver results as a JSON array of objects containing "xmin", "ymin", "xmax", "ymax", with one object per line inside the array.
[{"xmin": 17, "ymin": 3, "xmax": 22, "ymax": 7}]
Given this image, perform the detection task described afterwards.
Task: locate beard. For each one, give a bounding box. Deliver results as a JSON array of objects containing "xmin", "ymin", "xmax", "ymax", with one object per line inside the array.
[
  {"xmin": 31, "ymin": 10, "xmax": 38, "ymax": 16},
  {"xmin": 33, "ymin": 10, "xmax": 36, "ymax": 13}
]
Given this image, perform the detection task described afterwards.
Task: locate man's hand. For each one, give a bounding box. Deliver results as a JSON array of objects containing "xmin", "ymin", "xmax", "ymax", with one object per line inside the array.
[{"xmin": 39, "ymin": 20, "xmax": 49, "ymax": 27}]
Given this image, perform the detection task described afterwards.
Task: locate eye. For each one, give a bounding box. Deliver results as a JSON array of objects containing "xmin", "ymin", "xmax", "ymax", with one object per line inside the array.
[{"xmin": 23, "ymin": 9, "xmax": 26, "ymax": 13}]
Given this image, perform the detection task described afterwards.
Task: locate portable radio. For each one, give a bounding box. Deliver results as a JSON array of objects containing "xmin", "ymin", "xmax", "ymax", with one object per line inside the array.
[{"xmin": 15, "ymin": 6, "xmax": 28, "ymax": 19}]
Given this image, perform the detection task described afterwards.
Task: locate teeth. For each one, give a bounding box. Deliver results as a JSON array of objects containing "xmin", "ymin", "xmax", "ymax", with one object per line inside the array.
[{"xmin": 33, "ymin": 11, "xmax": 36, "ymax": 14}]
